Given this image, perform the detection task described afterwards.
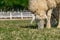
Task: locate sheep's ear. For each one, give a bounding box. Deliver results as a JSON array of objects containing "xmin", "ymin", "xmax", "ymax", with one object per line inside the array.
[
  {"xmin": 30, "ymin": 20, "xmax": 33, "ymax": 24},
  {"xmin": 30, "ymin": 16, "xmax": 35, "ymax": 24},
  {"xmin": 30, "ymin": 19, "xmax": 34, "ymax": 24}
]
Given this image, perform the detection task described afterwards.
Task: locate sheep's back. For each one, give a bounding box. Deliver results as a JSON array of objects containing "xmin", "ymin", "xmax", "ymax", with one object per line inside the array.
[
  {"xmin": 47, "ymin": 0, "xmax": 56, "ymax": 9},
  {"xmin": 29, "ymin": 0, "xmax": 48, "ymax": 12}
]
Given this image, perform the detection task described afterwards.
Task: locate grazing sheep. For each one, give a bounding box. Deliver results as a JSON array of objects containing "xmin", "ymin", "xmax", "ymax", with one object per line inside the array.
[{"xmin": 29, "ymin": 0, "xmax": 60, "ymax": 29}]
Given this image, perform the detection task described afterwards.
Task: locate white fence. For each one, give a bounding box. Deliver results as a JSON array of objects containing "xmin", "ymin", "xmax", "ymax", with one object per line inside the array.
[{"xmin": 0, "ymin": 11, "xmax": 35, "ymax": 20}]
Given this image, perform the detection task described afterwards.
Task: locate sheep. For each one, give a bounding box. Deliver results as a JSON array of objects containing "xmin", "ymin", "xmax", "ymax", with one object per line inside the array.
[{"xmin": 29, "ymin": 0, "xmax": 60, "ymax": 29}]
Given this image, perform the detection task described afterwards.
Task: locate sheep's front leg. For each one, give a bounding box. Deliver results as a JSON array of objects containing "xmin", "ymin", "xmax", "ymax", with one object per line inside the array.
[{"xmin": 46, "ymin": 9, "xmax": 53, "ymax": 29}]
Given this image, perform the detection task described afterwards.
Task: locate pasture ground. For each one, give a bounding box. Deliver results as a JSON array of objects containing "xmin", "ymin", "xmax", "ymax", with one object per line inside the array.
[{"xmin": 0, "ymin": 20, "xmax": 60, "ymax": 40}]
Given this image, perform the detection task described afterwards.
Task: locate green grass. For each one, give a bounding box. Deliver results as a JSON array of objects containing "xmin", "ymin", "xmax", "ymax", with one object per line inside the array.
[
  {"xmin": 0, "ymin": 20, "xmax": 60, "ymax": 40},
  {"xmin": 0, "ymin": 20, "xmax": 37, "ymax": 28}
]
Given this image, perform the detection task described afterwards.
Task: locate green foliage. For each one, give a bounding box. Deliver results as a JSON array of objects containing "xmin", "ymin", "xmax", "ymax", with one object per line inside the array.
[
  {"xmin": 0, "ymin": 0, "xmax": 28, "ymax": 10},
  {"xmin": 0, "ymin": 0, "xmax": 4, "ymax": 7}
]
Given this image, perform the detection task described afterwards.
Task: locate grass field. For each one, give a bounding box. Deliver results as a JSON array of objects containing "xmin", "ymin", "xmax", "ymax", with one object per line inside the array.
[{"xmin": 0, "ymin": 20, "xmax": 60, "ymax": 40}]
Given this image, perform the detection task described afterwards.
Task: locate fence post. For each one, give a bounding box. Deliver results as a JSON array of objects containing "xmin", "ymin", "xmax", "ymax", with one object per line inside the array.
[
  {"xmin": 21, "ymin": 12, "xmax": 23, "ymax": 19},
  {"xmin": 10, "ymin": 12, "xmax": 12, "ymax": 19}
]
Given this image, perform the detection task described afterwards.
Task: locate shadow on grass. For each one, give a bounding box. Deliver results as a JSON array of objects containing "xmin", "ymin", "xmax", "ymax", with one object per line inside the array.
[
  {"xmin": 21, "ymin": 24, "xmax": 38, "ymax": 29},
  {"xmin": 20, "ymin": 24, "xmax": 57, "ymax": 29}
]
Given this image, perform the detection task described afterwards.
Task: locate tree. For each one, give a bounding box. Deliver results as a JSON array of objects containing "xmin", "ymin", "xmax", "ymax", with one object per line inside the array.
[{"xmin": 0, "ymin": 0, "xmax": 28, "ymax": 11}]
